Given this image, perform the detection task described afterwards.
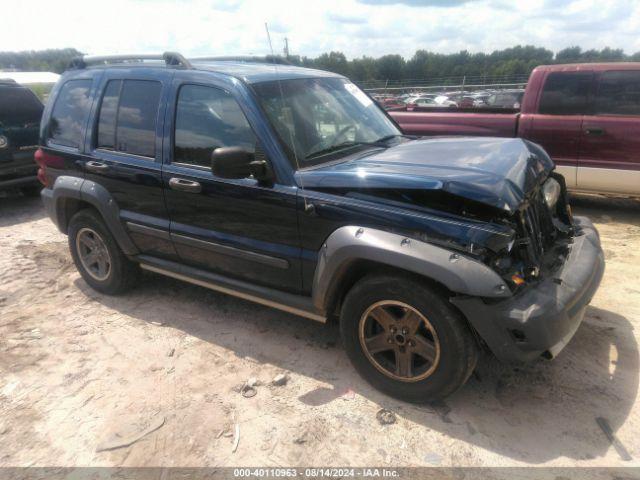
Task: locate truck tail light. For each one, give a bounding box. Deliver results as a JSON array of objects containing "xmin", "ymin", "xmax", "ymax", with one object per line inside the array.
[{"xmin": 34, "ymin": 148, "xmax": 64, "ymax": 187}]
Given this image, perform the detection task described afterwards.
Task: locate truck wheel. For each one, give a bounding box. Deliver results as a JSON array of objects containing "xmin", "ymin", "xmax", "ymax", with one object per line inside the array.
[
  {"xmin": 340, "ymin": 274, "xmax": 478, "ymax": 402},
  {"xmin": 68, "ymin": 209, "xmax": 140, "ymax": 295}
]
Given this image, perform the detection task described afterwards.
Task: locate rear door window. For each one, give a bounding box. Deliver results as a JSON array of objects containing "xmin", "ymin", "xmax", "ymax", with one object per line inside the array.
[
  {"xmin": 48, "ymin": 79, "xmax": 92, "ymax": 148},
  {"xmin": 96, "ymin": 79, "xmax": 161, "ymax": 158},
  {"xmin": 539, "ymin": 72, "xmax": 592, "ymax": 115},
  {"xmin": 594, "ymin": 70, "xmax": 640, "ymax": 116}
]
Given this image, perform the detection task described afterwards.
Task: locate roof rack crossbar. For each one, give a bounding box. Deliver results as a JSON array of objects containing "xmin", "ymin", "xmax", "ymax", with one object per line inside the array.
[{"xmin": 68, "ymin": 52, "xmax": 192, "ymax": 70}]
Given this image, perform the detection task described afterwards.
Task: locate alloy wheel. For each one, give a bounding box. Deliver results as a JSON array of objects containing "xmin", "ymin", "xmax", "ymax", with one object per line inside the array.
[
  {"xmin": 358, "ymin": 300, "xmax": 440, "ymax": 382},
  {"xmin": 76, "ymin": 227, "xmax": 112, "ymax": 281}
]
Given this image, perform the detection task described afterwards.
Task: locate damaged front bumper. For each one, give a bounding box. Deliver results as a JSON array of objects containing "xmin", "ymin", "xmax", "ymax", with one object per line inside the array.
[{"xmin": 452, "ymin": 216, "xmax": 605, "ymax": 363}]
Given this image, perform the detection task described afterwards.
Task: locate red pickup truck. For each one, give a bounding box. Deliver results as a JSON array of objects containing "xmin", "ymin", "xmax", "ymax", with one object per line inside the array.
[{"xmin": 390, "ymin": 63, "xmax": 640, "ymax": 197}]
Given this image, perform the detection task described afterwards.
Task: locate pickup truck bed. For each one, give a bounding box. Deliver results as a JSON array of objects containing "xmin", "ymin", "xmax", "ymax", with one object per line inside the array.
[{"xmin": 390, "ymin": 110, "xmax": 519, "ymax": 138}]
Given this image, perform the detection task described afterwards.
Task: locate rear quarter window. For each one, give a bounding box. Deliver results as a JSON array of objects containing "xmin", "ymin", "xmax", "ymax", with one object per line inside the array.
[
  {"xmin": 48, "ymin": 79, "xmax": 92, "ymax": 148},
  {"xmin": 595, "ymin": 70, "xmax": 640, "ymax": 116}
]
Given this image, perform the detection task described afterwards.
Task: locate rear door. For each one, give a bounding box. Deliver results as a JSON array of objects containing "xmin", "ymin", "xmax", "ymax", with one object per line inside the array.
[
  {"xmin": 578, "ymin": 70, "xmax": 640, "ymax": 195},
  {"xmin": 524, "ymin": 71, "xmax": 593, "ymax": 188},
  {"xmin": 82, "ymin": 70, "xmax": 177, "ymax": 259},
  {"xmin": 162, "ymin": 77, "xmax": 301, "ymax": 292}
]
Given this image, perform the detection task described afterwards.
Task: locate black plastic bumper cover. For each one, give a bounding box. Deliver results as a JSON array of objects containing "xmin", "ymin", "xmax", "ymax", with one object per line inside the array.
[{"xmin": 451, "ymin": 216, "xmax": 605, "ymax": 363}]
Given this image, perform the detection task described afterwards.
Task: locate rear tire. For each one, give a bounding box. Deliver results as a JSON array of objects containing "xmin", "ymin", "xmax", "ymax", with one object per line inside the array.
[
  {"xmin": 68, "ymin": 208, "xmax": 140, "ymax": 295},
  {"xmin": 340, "ymin": 274, "xmax": 478, "ymax": 402}
]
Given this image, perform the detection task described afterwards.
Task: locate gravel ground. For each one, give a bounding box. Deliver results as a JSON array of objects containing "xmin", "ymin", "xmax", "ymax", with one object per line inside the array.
[{"xmin": 0, "ymin": 192, "xmax": 639, "ymax": 468}]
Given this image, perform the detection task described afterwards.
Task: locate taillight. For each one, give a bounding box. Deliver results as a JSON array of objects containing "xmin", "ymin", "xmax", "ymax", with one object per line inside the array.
[{"xmin": 34, "ymin": 148, "xmax": 64, "ymax": 187}]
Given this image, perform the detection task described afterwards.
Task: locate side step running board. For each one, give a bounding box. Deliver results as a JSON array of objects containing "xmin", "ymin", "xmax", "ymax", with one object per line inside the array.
[{"xmin": 137, "ymin": 255, "xmax": 326, "ymax": 323}]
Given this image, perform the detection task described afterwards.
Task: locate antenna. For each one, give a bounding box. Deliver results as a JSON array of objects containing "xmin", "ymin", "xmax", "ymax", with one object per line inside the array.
[
  {"xmin": 264, "ymin": 23, "xmax": 308, "ymax": 210},
  {"xmin": 283, "ymin": 37, "xmax": 290, "ymax": 58}
]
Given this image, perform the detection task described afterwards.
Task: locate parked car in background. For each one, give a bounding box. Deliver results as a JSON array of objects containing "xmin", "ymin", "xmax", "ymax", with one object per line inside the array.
[
  {"xmin": 471, "ymin": 92, "xmax": 491, "ymax": 107},
  {"xmin": 39, "ymin": 53, "xmax": 603, "ymax": 401},
  {"xmin": 485, "ymin": 89, "xmax": 525, "ymax": 109},
  {"xmin": 433, "ymin": 95, "xmax": 457, "ymax": 107},
  {"xmin": 377, "ymin": 96, "xmax": 406, "ymax": 110},
  {"xmin": 0, "ymin": 79, "xmax": 44, "ymax": 195},
  {"xmin": 390, "ymin": 63, "xmax": 640, "ymax": 197},
  {"xmin": 405, "ymin": 96, "xmax": 441, "ymax": 109},
  {"xmin": 448, "ymin": 94, "xmax": 476, "ymax": 108}
]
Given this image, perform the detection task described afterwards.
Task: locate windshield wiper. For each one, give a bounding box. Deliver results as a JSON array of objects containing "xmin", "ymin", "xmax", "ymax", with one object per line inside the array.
[
  {"xmin": 373, "ymin": 134, "xmax": 413, "ymax": 143},
  {"xmin": 305, "ymin": 135, "xmax": 412, "ymax": 161},
  {"xmin": 305, "ymin": 141, "xmax": 379, "ymax": 160}
]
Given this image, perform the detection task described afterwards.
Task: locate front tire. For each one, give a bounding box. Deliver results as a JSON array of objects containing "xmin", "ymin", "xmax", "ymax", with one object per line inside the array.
[
  {"xmin": 340, "ymin": 274, "xmax": 478, "ymax": 402},
  {"xmin": 68, "ymin": 209, "xmax": 140, "ymax": 295}
]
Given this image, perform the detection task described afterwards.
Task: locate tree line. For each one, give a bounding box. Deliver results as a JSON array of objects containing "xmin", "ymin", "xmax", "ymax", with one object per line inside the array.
[
  {"xmin": 291, "ymin": 46, "xmax": 640, "ymax": 84},
  {"xmin": 0, "ymin": 48, "xmax": 82, "ymax": 74},
  {"xmin": 2, "ymin": 45, "xmax": 639, "ymax": 82}
]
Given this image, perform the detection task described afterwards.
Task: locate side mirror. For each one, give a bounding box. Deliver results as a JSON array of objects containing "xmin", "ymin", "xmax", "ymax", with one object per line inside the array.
[{"xmin": 211, "ymin": 146, "xmax": 272, "ymax": 182}]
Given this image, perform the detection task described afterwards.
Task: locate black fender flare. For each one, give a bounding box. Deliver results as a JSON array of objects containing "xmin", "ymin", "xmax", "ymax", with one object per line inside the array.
[
  {"xmin": 311, "ymin": 226, "xmax": 510, "ymax": 313},
  {"xmin": 47, "ymin": 176, "xmax": 139, "ymax": 255}
]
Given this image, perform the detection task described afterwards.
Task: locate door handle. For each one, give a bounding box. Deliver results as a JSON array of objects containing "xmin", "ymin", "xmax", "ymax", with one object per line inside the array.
[
  {"xmin": 169, "ymin": 177, "xmax": 202, "ymax": 193},
  {"xmin": 85, "ymin": 160, "xmax": 109, "ymax": 173},
  {"xmin": 585, "ymin": 127, "xmax": 605, "ymax": 136}
]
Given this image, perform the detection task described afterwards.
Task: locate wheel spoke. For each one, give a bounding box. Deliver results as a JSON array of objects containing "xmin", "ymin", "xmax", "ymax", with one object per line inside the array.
[
  {"xmin": 413, "ymin": 335, "xmax": 437, "ymax": 362},
  {"xmin": 79, "ymin": 236, "xmax": 95, "ymax": 251},
  {"xmin": 395, "ymin": 349, "xmax": 413, "ymax": 377},
  {"xmin": 84, "ymin": 250, "xmax": 100, "ymax": 266},
  {"xmin": 365, "ymin": 333, "xmax": 393, "ymax": 355},
  {"xmin": 96, "ymin": 258, "xmax": 109, "ymax": 277},
  {"xmin": 370, "ymin": 307, "xmax": 397, "ymax": 331},
  {"xmin": 401, "ymin": 309, "xmax": 423, "ymax": 334}
]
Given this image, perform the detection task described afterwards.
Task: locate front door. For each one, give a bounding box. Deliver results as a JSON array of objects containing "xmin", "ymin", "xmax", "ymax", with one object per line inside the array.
[
  {"xmin": 578, "ymin": 69, "xmax": 640, "ymax": 195},
  {"xmin": 162, "ymin": 81, "xmax": 301, "ymax": 292},
  {"xmin": 524, "ymin": 71, "xmax": 593, "ymax": 188}
]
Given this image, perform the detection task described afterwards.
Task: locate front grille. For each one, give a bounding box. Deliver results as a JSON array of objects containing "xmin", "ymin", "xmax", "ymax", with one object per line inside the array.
[{"xmin": 519, "ymin": 189, "xmax": 558, "ymax": 267}]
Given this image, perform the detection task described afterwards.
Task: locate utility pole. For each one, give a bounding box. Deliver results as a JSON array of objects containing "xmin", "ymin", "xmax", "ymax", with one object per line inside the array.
[{"xmin": 283, "ymin": 37, "xmax": 290, "ymax": 59}]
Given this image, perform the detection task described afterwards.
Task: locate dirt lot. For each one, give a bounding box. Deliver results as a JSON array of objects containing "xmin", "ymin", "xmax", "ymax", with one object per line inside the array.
[{"xmin": 0, "ymin": 193, "xmax": 639, "ymax": 468}]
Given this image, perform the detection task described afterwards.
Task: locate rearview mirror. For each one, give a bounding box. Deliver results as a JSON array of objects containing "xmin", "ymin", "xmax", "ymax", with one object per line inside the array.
[{"xmin": 211, "ymin": 147, "xmax": 272, "ymax": 182}]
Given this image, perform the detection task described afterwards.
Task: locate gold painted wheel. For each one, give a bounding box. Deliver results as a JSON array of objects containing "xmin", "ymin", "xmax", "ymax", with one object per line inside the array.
[{"xmin": 358, "ymin": 300, "xmax": 440, "ymax": 382}]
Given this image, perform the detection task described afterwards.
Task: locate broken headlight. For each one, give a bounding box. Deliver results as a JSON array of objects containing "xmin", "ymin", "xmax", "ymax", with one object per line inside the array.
[{"xmin": 542, "ymin": 177, "xmax": 561, "ymax": 210}]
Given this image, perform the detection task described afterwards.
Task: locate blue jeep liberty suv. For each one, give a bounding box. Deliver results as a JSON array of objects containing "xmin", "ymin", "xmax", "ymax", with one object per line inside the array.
[{"xmin": 38, "ymin": 53, "xmax": 605, "ymax": 401}]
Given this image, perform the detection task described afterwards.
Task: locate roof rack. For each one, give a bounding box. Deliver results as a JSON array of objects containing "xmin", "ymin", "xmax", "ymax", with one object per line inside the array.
[
  {"xmin": 68, "ymin": 52, "xmax": 192, "ymax": 70},
  {"xmin": 191, "ymin": 55, "xmax": 292, "ymax": 66}
]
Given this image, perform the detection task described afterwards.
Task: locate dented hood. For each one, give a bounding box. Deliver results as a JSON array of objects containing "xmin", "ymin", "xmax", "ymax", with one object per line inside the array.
[{"xmin": 297, "ymin": 137, "xmax": 554, "ymax": 213}]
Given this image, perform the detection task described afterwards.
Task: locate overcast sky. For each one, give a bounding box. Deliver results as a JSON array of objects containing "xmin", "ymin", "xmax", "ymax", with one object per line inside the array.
[{"xmin": 5, "ymin": 0, "xmax": 640, "ymax": 58}]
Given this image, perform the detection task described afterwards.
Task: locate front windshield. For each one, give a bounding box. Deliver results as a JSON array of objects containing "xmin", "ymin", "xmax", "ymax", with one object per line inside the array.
[{"xmin": 252, "ymin": 77, "xmax": 401, "ymax": 167}]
